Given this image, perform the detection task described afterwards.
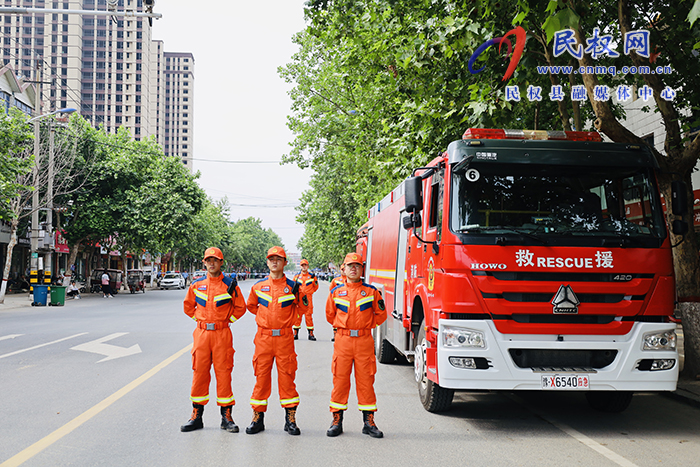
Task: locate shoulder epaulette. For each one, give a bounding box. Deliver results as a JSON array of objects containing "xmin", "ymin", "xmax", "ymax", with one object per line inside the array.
[
  {"xmin": 285, "ymin": 277, "xmax": 296, "ymax": 289},
  {"xmin": 362, "ymin": 282, "xmax": 377, "ymax": 290},
  {"xmin": 254, "ymin": 277, "xmax": 268, "ymax": 285},
  {"xmin": 330, "ymin": 284, "xmax": 344, "ymax": 294}
]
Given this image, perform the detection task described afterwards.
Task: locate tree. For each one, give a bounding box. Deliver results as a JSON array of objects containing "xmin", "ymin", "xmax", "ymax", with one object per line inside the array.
[{"xmin": 283, "ymin": 0, "xmax": 700, "ymax": 377}]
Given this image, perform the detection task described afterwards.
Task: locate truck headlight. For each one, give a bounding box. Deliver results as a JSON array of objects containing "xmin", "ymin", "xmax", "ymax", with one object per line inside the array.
[
  {"xmin": 642, "ymin": 330, "xmax": 676, "ymax": 351},
  {"xmin": 443, "ymin": 326, "xmax": 485, "ymax": 348}
]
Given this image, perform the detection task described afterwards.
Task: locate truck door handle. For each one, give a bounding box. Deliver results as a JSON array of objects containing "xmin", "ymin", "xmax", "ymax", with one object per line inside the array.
[{"xmin": 392, "ymin": 310, "xmax": 402, "ymax": 320}]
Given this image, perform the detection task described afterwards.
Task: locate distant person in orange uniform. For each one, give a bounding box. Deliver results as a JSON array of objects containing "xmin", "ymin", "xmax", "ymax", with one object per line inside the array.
[
  {"xmin": 245, "ymin": 246, "xmax": 303, "ymax": 436},
  {"xmin": 181, "ymin": 247, "xmax": 246, "ymax": 433},
  {"xmin": 325, "ymin": 252, "xmax": 387, "ymax": 438},
  {"xmin": 328, "ymin": 263, "xmax": 346, "ymax": 342},
  {"xmin": 293, "ymin": 259, "xmax": 319, "ymax": 341}
]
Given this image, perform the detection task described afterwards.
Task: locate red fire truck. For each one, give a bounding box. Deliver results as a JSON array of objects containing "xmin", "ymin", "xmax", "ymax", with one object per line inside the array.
[{"xmin": 357, "ymin": 128, "xmax": 688, "ymax": 413}]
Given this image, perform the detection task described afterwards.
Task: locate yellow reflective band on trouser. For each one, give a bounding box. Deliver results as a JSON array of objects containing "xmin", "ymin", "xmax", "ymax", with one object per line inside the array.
[
  {"xmin": 280, "ymin": 397, "xmax": 300, "ymax": 406},
  {"xmin": 190, "ymin": 395, "xmax": 210, "ymax": 403},
  {"xmin": 250, "ymin": 398, "xmax": 268, "ymax": 406},
  {"xmin": 229, "ymin": 316, "xmax": 237, "ymax": 323},
  {"xmin": 330, "ymin": 401, "xmax": 348, "ymax": 411},
  {"xmin": 217, "ymin": 395, "xmax": 235, "ymax": 405},
  {"xmin": 357, "ymin": 404, "xmax": 377, "ymax": 411}
]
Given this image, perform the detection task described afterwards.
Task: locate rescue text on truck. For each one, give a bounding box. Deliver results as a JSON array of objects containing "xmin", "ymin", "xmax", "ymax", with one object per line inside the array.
[{"xmin": 358, "ymin": 128, "xmax": 688, "ymax": 413}]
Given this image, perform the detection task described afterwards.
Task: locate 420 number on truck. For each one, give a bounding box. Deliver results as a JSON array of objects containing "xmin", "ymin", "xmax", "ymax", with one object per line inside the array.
[{"xmin": 357, "ymin": 128, "xmax": 688, "ymax": 413}]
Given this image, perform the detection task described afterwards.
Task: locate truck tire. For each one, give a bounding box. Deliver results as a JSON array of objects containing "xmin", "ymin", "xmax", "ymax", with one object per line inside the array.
[
  {"xmin": 585, "ymin": 391, "xmax": 633, "ymax": 413},
  {"xmin": 415, "ymin": 320, "xmax": 454, "ymax": 412},
  {"xmin": 374, "ymin": 322, "xmax": 397, "ymax": 364}
]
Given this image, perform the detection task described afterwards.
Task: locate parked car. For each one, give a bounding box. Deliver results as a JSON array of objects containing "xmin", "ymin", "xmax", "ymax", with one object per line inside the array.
[
  {"xmin": 192, "ymin": 270, "xmax": 206, "ymax": 281},
  {"xmin": 160, "ymin": 272, "xmax": 185, "ymax": 290}
]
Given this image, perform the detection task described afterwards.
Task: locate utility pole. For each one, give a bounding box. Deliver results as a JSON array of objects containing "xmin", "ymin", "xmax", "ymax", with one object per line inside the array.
[{"xmin": 29, "ymin": 61, "xmax": 42, "ymax": 296}]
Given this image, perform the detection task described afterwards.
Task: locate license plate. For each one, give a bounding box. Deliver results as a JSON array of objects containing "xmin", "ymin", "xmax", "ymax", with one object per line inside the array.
[{"xmin": 541, "ymin": 374, "xmax": 590, "ymax": 390}]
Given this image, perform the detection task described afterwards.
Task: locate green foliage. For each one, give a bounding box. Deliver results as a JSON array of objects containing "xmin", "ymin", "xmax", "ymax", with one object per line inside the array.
[
  {"xmin": 225, "ymin": 217, "xmax": 284, "ymax": 271},
  {"xmin": 0, "ymin": 108, "xmax": 33, "ymax": 221}
]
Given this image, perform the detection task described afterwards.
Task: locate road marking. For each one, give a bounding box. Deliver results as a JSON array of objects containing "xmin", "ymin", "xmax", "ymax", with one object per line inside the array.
[
  {"xmin": 0, "ymin": 343, "xmax": 192, "ymax": 467},
  {"xmin": 0, "ymin": 333, "xmax": 88, "ymax": 360},
  {"xmin": 70, "ymin": 332, "xmax": 142, "ymax": 362},
  {"xmin": 509, "ymin": 395, "xmax": 640, "ymax": 467},
  {"xmin": 0, "ymin": 334, "xmax": 23, "ymax": 342}
]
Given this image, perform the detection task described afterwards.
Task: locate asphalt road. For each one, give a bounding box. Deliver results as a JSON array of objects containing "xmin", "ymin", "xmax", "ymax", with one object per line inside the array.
[{"xmin": 1, "ymin": 280, "xmax": 699, "ymax": 467}]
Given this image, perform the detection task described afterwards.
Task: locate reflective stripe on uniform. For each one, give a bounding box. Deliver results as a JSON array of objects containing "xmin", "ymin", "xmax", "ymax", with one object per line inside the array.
[
  {"xmin": 330, "ymin": 401, "xmax": 348, "ymax": 411},
  {"xmin": 334, "ymin": 297, "xmax": 350, "ymax": 313},
  {"xmin": 250, "ymin": 398, "xmax": 268, "ymax": 406},
  {"xmin": 356, "ymin": 296, "xmax": 374, "ymax": 311},
  {"xmin": 358, "ymin": 404, "xmax": 377, "ymax": 411},
  {"xmin": 278, "ymin": 294, "xmax": 295, "ymax": 308},
  {"xmin": 190, "ymin": 395, "xmax": 210, "ymax": 403},
  {"xmin": 194, "ymin": 289, "xmax": 207, "ymax": 307},
  {"xmin": 255, "ymin": 290, "xmax": 272, "ymax": 308},
  {"xmin": 217, "ymin": 395, "xmax": 235, "ymax": 405},
  {"xmin": 214, "ymin": 292, "xmax": 232, "ymax": 307},
  {"xmin": 280, "ymin": 397, "xmax": 300, "ymax": 406}
]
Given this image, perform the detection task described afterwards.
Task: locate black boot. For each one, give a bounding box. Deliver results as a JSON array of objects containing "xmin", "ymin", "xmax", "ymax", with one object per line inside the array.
[
  {"xmin": 180, "ymin": 403, "xmax": 204, "ymax": 432},
  {"xmin": 284, "ymin": 407, "xmax": 301, "ymax": 435},
  {"xmin": 293, "ymin": 329, "xmax": 299, "ymax": 340},
  {"xmin": 220, "ymin": 405, "xmax": 239, "ymax": 433},
  {"xmin": 362, "ymin": 411, "xmax": 383, "ymax": 438},
  {"xmin": 308, "ymin": 330, "xmax": 317, "ymax": 341},
  {"xmin": 245, "ymin": 411, "xmax": 265, "ymax": 434},
  {"xmin": 326, "ymin": 410, "xmax": 344, "ymax": 437}
]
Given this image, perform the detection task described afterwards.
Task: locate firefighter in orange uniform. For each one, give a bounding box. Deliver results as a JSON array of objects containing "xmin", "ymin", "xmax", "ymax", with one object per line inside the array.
[
  {"xmin": 181, "ymin": 247, "xmax": 246, "ymax": 433},
  {"xmin": 292, "ymin": 259, "xmax": 319, "ymax": 341},
  {"xmin": 325, "ymin": 252, "xmax": 387, "ymax": 438},
  {"xmin": 328, "ymin": 262, "xmax": 346, "ymax": 342},
  {"xmin": 245, "ymin": 246, "xmax": 304, "ymax": 436}
]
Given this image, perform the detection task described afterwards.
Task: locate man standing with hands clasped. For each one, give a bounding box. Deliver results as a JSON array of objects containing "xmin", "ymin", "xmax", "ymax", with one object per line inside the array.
[
  {"xmin": 292, "ymin": 259, "xmax": 319, "ymax": 341},
  {"xmin": 181, "ymin": 247, "xmax": 246, "ymax": 433},
  {"xmin": 246, "ymin": 246, "xmax": 305, "ymax": 436},
  {"xmin": 325, "ymin": 252, "xmax": 387, "ymax": 438}
]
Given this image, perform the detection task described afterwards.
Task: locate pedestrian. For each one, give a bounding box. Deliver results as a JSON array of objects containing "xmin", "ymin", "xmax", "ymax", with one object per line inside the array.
[
  {"xmin": 325, "ymin": 252, "xmax": 387, "ymax": 438},
  {"xmin": 245, "ymin": 246, "xmax": 304, "ymax": 436},
  {"xmin": 180, "ymin": 247, "xmax": 246, "ymax": 433},
  {"xmin": 66, "ymin": 280, "xmax": 81, "ymax": 299},
  {"xmin": 328, "ymin": 262, "xmax": 346, "ymax": 341},
  {"xmin": 101, "ymin": 270, "xmax": 113, "ymax": 298},
  {"xmin": 292, "ymin": 259, "xmax": 319, "ymax": 341}
]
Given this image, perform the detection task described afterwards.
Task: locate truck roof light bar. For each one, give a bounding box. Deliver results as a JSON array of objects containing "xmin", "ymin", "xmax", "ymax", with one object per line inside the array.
[{"xmin": 462, "ymin": 128, "xmax": 603, "ymax": 143}]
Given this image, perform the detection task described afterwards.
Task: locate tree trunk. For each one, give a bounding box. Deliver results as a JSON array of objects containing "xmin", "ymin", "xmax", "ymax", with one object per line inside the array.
[
  {"xmin": 679, "ymin": 303, "xmax": 700, "ymax": 380},
  {"xmin": 0, "ymin": 218, "xmax": 19, "ymax": 304}
]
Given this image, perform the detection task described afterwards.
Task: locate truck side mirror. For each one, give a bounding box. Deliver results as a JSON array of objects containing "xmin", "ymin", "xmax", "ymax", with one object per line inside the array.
[
  {"xmin": 671, "ymin": 180, "xmax": 688, "ymax": 215},
  {"xmin": 402, "ymin": 213, "xmax": 422, "ymax": 230},
  {"xmin": 404, "ymin": 177, "xmax": 422, "ymax": 213},
  {"xmin": 672, "ymin": 219, "xmax": 689, "ymax": 235}
]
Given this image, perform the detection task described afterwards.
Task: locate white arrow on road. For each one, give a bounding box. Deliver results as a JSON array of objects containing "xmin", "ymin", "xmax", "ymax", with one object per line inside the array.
[
  {"xmin": 0, "ymin": 334, "xmax": 23, "ymax": 341},
  {"xmin": 70, "ymin": 333, "xmax": 142, "ymax": 363}
]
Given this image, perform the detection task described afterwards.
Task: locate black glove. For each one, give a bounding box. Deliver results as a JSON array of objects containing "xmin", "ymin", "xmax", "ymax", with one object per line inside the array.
[
  {"xmin": 227, "ymin": 276, "xmax": 238, "ymax": 298},
  {"xmin": 292, "ymin": 282, "xmax": 300, "ymax": 297},
  {"xmin": 302, "ymin": 295, "xmax": 308, "ymax": 307}
]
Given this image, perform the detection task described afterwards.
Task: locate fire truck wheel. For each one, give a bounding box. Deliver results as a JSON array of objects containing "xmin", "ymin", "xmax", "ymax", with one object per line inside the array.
[
  {"xmin": 415, "ymin": 320, "xmax": 454, "ymax": 412},
  {"xmin": 585, "ymin": 391, "xmax": 633, "ymax": 413},
  {"xmin": 374, "ymin": 323, "xmax": 397, "ymax": 364}
]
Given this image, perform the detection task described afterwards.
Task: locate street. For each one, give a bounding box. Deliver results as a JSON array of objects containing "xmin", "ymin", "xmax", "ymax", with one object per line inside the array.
[{"xmin": 1, "ymin": 280, "xmax": 699, "ymax": 467}]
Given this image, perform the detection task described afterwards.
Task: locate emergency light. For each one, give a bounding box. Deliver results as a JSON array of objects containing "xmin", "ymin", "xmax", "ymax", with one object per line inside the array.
[{"xmin": 462, "ymin": 128, "xmax": 603, "ymax": 142}]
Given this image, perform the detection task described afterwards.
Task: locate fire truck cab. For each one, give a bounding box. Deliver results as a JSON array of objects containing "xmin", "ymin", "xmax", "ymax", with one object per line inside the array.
[{"xmin": 358, "ymin": 128, "xmax": 687, "ymax": 413}]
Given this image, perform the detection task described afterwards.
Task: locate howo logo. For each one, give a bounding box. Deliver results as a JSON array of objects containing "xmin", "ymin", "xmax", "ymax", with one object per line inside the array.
[
  {"xmin": 471, "ymin": 263, "xmax": 507, "ymax": 270},
  {"xmin": 551, "ymin": 285, "xmax": 580, "ymax": 314}
]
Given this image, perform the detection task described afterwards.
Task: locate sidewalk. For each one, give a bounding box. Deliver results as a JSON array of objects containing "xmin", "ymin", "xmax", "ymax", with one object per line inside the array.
[{"xmin": 2, "ymin": 292, "xmax": 699, "ymax": 407}]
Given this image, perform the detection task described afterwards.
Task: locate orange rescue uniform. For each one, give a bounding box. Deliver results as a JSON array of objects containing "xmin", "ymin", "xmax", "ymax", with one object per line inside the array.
[
  {"xmin": 184, "ymin": 274, "xmax": 246, "ymax": 406},
  {"xmin": 292, "ymin": 271, "xmax": 319, "ymax": 330},
  {"xmin": 326, "ymin": 281, "xmax": 387, "ymax": 412},
  {"xmin": 247, "ymin": 276, "xmax": 302, "ymax": 412},
  {"xmin": 329, "ymin": 274, "xmax": 345, "ymax": 291}
]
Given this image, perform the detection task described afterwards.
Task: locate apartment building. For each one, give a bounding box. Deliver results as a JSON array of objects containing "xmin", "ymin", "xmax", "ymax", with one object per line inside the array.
[{"xmin": 0, "ymin": 0, "xmax": 193, "ymax": 169}]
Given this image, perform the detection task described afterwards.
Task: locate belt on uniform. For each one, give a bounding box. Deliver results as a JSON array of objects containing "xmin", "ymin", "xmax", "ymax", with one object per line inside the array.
[
  {"xmin": 337, "ymin": 329, "xmax": 371, "ymax": 337},
  {"xmin": 260, "ymin": 327, "xmax": 291, "ymax": 337},
  {"xmin": 197, "ymin": 321, "xmax": 229, "ymax": 331}
]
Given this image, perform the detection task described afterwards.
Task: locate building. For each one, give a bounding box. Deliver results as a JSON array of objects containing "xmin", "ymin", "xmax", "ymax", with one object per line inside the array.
[{"xmin": 0, "ymin": 0, "xmax": 194, "ymax": 169}]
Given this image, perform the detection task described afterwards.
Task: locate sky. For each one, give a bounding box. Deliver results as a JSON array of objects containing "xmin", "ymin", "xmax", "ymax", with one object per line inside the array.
[{"xmin": 151, "ymin": 1, "xmax": 311, "ymax": 254}]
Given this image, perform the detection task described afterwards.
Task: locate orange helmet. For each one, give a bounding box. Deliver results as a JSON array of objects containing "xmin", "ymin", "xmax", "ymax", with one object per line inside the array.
[
  {"xmin": 343, "ymin": 252, "xmax": 363, "ymax": 266},
  {"xmin": 300, "ymin": 259, "xmax": 309, "ymax": 266},
  {"xmin": 203, "ymin": 247, "xmax": 224, "ymax": 261}
]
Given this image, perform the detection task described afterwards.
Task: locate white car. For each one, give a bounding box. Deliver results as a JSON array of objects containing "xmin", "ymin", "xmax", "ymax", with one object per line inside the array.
[{"xmin": 160, "ymin": 273, "xmax": 185, "ymax": 290}]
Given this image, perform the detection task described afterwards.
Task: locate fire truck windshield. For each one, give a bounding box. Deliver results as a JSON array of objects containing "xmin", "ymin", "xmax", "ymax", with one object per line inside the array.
[{"xmin": 450, "ymin": 163, "xmax": 666, "ymax": 246}]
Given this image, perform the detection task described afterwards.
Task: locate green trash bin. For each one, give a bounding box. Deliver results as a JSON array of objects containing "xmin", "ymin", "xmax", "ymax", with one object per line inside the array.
[{"xmin": 49, "ymin": 285, "xmax": 67, "ymax": 306}]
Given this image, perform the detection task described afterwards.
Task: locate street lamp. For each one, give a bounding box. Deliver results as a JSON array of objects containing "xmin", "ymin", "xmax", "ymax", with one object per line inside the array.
[{"xmin": 28, "ymin": 107, "xmax": 76, "ymax": 293}]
